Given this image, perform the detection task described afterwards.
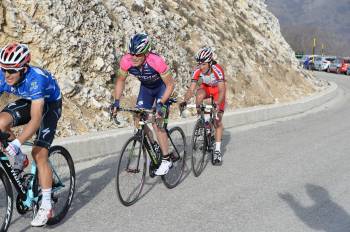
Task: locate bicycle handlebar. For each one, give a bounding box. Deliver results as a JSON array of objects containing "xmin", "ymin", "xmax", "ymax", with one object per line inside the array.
[
  {"xmin": 186, "ymin": 104, "xmax": 214, "ymax": 110},
  {"xmin": 118, "ymin": 107, "xmax": 154, "ymax": 114},
  {"xmin": 110, "ymin": 107, "xmax": 155, "ymax": 125}
]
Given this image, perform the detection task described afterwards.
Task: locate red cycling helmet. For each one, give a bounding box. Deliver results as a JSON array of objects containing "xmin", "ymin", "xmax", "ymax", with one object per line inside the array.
[{"xmin": 0, "ymin": 43, "xmax": 31, "ymax": 70}]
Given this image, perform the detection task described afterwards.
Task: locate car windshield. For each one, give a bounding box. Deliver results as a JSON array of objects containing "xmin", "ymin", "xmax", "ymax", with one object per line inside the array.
[
  {"xmin": 344, "ymin": 59, "xmax": 350, "ymax": 64},
  {"xmin": 326, "ymin": 58, "xmax": 335, "ymax": 62}
]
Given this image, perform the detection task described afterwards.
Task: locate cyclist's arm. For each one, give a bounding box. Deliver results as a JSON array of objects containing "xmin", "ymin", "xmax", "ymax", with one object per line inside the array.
[
  {"xmin": 159, "ymin": 70, "xmax": 174, "ymax": 104},
  {"xmin": 184, "ymin": 82, "xmax": 197, "ymax": 102},
  {"xmin": 18, "ymin": 99, "xmax": 44, "ymax": 144},
  {"xmin": 114, "ymin": 68, "xmax": 127, "ymax": 100},
  {"xmin": 217, "ymin": 81, "xmax": 225, "ymax": 105}
]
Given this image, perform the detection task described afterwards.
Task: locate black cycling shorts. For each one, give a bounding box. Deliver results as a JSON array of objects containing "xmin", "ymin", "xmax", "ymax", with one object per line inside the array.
[{"xmin": 2, "ymin": 98, "xmax": 62, "ymax": 149}]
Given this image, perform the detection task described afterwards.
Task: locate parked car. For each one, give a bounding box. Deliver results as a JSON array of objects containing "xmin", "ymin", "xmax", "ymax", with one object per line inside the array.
[
  {"xmin": 304, "ymin": 55, "xmax": 320, "ymax": 70},
  {"xmin": 314, "ymin": 56, "xmax": 336, "ymax": 71},
  {"xmin": 328, "ymin": 58, "xmax": 343, "ymax": 73},
  {"xmin": 340, "ymin": 58, "xmax": 350, "ymax": 74},
  {"xmin": 328, "ymin": 58, "xmax": 350, "ymax": 74}
]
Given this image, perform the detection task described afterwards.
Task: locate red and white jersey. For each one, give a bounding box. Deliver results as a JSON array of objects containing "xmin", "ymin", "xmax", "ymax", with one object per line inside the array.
[{"xmin": 191, "ymin": 63, "xmax": 225, "ymax": 86}]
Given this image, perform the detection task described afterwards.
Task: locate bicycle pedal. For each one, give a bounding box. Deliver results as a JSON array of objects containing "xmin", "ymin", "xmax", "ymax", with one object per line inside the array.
[{"xmin": 149, "ymin": 170, "xmax": 156, "ymax": 178}]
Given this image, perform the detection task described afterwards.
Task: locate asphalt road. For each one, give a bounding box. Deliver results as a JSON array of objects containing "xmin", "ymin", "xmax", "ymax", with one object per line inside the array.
[{"xmin": 8, "ymin": 71, "xmax": 350, "ymax": 232}]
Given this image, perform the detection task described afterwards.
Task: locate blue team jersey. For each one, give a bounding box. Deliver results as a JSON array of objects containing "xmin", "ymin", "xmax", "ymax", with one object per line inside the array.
[{"xmin": 0, "ymin": 66, "xmax": 61, "ymax": 102}]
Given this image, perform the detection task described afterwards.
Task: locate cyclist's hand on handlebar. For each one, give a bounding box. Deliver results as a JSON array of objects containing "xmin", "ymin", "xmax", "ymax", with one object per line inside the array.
[
  {"xmin": 110, "ymin": 100, "xmax": 121, "ymax": 125},
  {"xmin": 110, "ymin": 100, "xmax": 120, "ymax": 117},
  {"xmin": 6, "ymin": 139, "xmax": 21, "ymax": 157},
  {"xmin": 179, "ymin": 101, "xmax": 187, "ymax": 114},
  {"xmin": 156, "ymin": 100, "xmax": 167, "ymax": 118}
]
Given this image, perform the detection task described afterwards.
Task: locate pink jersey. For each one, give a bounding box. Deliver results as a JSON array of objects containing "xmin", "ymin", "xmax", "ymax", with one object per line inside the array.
[{"xmin": 119, "ymin": 53, "xmax": 169, "ymax": 88}]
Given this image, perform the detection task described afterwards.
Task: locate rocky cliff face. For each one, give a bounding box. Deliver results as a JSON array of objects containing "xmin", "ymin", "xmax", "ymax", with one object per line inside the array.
[{"xmin": 0, "ymin": 0, "xmax": 321, "ymax": 136}]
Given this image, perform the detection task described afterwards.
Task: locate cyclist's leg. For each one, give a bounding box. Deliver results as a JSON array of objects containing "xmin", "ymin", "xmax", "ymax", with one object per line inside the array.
[
  {"xmin": 0, "ymin": 99, "xmax": 32, "ymax": 139},
  {"xmin": 1, "ymin": 100, "xmax": 31, "ymax": 170},
  {"xmin": 212, "ymin": 89, "xmax": 225, "ymax": 162},
  {"xmin": 152, "ymin": 84, "xmax": 173, "ymax": 175},
  {"xmin": 135, "ymin": 85, "xmax": 155, "ymax": 142},
  {"xmin": 152, "ymin": 84, "xmax": 169, "ymax": 157},
  {"xmin": 31, "ymin": 100, "xmax": 61, "ymax": 226},
  {"xmin": 195, "ymin": 86, "xmax": 207, "ymax": 114},
  {"xmin": 0, "ymin": 112, "xmax": 15, "ymax": 139}
]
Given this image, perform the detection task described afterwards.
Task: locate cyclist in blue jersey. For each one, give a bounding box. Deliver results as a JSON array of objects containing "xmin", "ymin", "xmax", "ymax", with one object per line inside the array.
[
  {"xmin": 112, "ymin": 33, "xmax": 175, "ymax": 175},
  {"xmin": 0, "ymin": 43, "xmax": 62, "ymax": 227}
]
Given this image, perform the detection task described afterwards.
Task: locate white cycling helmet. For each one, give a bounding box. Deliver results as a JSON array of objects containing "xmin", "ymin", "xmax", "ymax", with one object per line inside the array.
[
  {"xmin": 0, "ymin": 43, "xmax": 31, "ymax": 70},
  {"xmin": 195, "ymin": 47, "xmax": 213, "ymax": 64}
]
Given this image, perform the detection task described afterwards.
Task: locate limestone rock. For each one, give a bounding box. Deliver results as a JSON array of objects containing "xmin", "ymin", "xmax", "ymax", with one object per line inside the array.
[{"xmin": 0, "ymin": 0, "xmax": 322, "ymax": 136}]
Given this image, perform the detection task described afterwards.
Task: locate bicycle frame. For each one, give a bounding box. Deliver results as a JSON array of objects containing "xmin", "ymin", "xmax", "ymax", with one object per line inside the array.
[
  {"xmin": 0, "ymin": 141, "xmax": 66, "ymax": 209},
  {"xmin": 199, "ymin": 96, "xmax": 215, "ymax": 124},
  {"xmin": 189, "ymin": 96, "xmax": 216, "ymax": 151},
  {"xmin": 121, "ymin": 104, "xmax": 181, "ymax": 172},
  {"xmin": 0, "ymin": 151, "xmax": 27, "ymax": 198}
]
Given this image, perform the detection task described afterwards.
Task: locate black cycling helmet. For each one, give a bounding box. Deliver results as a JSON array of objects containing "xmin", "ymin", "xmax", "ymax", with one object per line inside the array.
[{"xmin": 128, "ymin": 33, "xmax": 152, "ymax": 55}]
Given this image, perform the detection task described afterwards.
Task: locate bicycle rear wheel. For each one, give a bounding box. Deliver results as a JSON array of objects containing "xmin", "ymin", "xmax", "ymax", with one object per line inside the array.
[
  {"xmin": 115, "ymin": 136, "xmax": 147, "ymax": 206},
  {"xmin": 162, "ymin": 126, "xmax": 186, "ymax": 189},
  {"xmin": 191, "ymin": 120, "xmax": 207, "ymax": 177},
  {"xmin": 46, "ymin": 146, "xmax": 76, "ymax": 225},
  {"xmin": 0, "ymin": 167, "xmax": 13, "ymax": 232}
]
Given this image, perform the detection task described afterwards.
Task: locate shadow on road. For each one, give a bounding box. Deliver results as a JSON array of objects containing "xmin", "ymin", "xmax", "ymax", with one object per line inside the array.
[
  {"xmin": 221, "ymin": 129, "xmax": 231, "ymax": 157},
  {"xmin": 279, "ymin": 184, "xmax": 350, "ymax": 232},
  {"xmin": 199, "ymin": 128, "xmax": 231, "ymax": 173},
  {"xmin": 10, "ymin": 155, "xmax": 118, "ymax": 231},
  {"xmin": 53, "ymin": 155, "xmax": 118, "ymax": 227}
]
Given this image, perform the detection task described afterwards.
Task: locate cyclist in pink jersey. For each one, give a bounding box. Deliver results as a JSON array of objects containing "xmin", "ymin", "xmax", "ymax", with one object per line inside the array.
[{"xmin": 112, "ymin": 33, "xmax": 175, "ymax": 175}]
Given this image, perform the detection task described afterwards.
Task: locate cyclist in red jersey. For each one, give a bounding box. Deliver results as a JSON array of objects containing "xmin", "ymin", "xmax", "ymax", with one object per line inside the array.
[{"xmin": 180, "ymin": 47, "xmax": 226, "ymax": 164}]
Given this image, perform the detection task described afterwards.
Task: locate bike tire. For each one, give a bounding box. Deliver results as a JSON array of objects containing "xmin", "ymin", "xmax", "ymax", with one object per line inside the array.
[
  {"xmin": 115, "ymin": 136, "xmax": 146, "ymax": 206},
  {"xmin": 191, "ymin": 120, "xmax": 207, "ymax": 177},
  {"xmin": 162, "ymin": 126, "xmax": 187, "ymax": 189},
  {"xmin": 0, "ymin": 167, "xmax": 13, "ymax": 232},
  {"xmin": 46, "ymin": 146, "xmax": 76, "ymax": 225}
]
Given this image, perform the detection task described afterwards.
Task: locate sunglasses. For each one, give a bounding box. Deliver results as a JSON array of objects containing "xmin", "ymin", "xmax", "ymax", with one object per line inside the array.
[
  {"xmin": 1, "ymin": 68, "xmax": 21, "ymax": 74},
  {"xmin": 130, "ymin": 53, "xmax": 145, "ymax": 58}
]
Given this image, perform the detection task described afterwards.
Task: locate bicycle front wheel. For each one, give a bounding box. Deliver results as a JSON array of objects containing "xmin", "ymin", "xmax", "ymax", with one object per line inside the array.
[
  {"xmin": 0, "ymin": 167, "xmax": 13, "ymax": 232},
  {"xmin": 115, "ymin": 136, "xmax": 147, "ymax": 206},
  {"xmin": 162, "ymin": 126, "xmax": 187, "ymax": 189},
  {"xmin": 47, "ymin": 146, "xmax": 76, "ymax": 225},
  {"xmin": 191, "ymin": 120, "xmax": 207, "ymax": 177}
]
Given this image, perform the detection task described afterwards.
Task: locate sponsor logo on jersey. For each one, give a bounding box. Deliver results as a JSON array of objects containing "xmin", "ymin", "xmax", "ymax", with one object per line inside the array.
[{"xmin": 30, "ymin": 81, "xmax": 39, "ymax": 91}]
